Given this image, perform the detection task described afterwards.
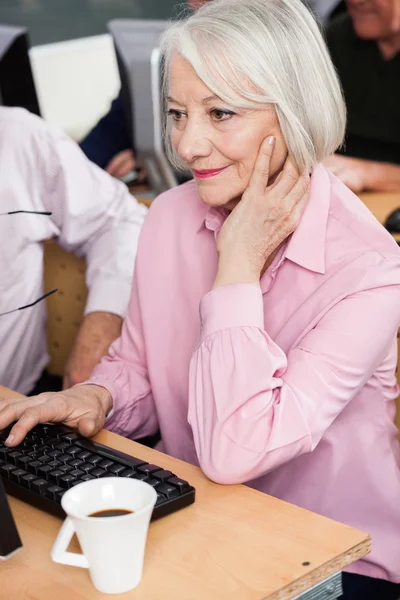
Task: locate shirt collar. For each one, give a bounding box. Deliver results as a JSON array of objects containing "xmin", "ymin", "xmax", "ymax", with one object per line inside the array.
[
  {"xmin": 197, "ymin": 163, "xmax": 331, "ymax": 275},
  {"xmin": 284, "ymin": 164, "xmax": 330, "ymax": 274}
]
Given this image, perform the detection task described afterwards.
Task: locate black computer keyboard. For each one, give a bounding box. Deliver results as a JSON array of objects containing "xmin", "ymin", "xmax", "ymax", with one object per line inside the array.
[{"xmin": 0, "ymin": 423, "xmax": 195, "ymax": 520}]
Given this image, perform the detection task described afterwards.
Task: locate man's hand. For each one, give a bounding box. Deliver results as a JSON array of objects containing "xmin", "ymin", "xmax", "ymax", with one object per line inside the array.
[
  {"xmin": 63, "ymin": 312, "xmax": 122, "ymax": 390},
  {"xmin": 323, "ymin": 154, "xmax": 400, "ymax": 193},
  {"xmin": 105, "ymin": 149, "xmax": 137, "ymax": 178},
  {"xmin": 0, "ymin": 384, "xmax": 112, "ymax": 446}
]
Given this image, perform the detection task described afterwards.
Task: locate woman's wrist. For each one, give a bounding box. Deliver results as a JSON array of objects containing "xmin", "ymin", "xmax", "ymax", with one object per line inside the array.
[
  {"xmin": 213, "ymin": 255, "xmax": 261, "ymax": 289},
  {"xmin": 79, "ymin": 384, "xmax": 113, "ymax": 416}
]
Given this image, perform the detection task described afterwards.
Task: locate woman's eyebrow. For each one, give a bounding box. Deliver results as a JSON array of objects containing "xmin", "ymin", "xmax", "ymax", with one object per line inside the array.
[{"xmin": 167, "ymin": 94, "xmax": 221, "ymax": 106}]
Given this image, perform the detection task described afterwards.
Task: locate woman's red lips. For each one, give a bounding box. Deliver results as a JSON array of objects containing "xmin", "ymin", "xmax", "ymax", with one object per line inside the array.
[{"xmin": 192, "ymin": 167, "xmax": 228, "ymax": 179}]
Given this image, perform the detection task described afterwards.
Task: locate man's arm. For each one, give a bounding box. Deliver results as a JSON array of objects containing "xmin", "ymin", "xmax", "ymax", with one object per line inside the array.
[
  {"xmin": 33, "ymin": 122, "xmax": 147, "ymax": 386},
  {"xmin": 323, "ymin": 154, "xmax": 400, "ymax": 193},
  {"xmin": 63, "ymin": 312, "xmax": 122, "ymax": 389}
]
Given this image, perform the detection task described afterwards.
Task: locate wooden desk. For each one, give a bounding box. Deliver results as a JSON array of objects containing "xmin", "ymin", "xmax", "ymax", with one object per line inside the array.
[
  {"xmin": 0, "ymin": 387, "xmax": 370, "ymax": 600},
  {"xmin": 359, "ymin": 192, "xmax": 400, "ymax": 226},
  {"xmin": 359, "ymin": 192, "xmax": 400, "ymax": 242}
]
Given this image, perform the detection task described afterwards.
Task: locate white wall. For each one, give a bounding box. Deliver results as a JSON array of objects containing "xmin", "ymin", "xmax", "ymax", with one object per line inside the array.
[{"xmin": 29, "ymin": 34, "xmax": 120, "ymax": 141}]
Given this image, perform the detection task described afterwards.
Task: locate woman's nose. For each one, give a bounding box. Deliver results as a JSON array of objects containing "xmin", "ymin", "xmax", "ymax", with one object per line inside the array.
[{"xmin": 177, "ymin": 119, "xmax": 213, "ymax": 164}]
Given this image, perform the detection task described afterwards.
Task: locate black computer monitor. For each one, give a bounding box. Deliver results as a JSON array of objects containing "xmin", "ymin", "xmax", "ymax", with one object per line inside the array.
[
  {"xmin": 0, "ymin": 24, "xmax": 41, "ymax": 115},
  {"xmin": 0, "ymin": 477, "xmax": 22, "ymax": 560}
]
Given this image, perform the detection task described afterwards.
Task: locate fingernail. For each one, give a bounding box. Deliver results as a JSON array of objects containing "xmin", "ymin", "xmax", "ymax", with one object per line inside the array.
[
  {"xmin": 5, "ymin": 434, "xmax": 14, "ymax": 446},
  {"xmin": 268, "ymin": 136, "xmax": 275, "ymax": 145}
]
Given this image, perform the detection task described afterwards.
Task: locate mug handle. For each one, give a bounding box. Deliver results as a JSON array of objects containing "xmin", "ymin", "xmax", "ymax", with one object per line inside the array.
[{"xmin": 51, "ymin": 517, "xmax": 89, "ymax": 569}]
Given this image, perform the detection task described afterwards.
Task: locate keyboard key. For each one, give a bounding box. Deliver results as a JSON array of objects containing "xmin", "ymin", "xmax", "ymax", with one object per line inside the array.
[
  {"xmin": 66, "ymin": 446, "xmax": 81, "ymax": 457},
  {"xmin": 60, "ymin": 475, "xmax": 78, "ymax": 489},
  {"xmin": 7, "ymin": 451, "xmax": 23, "ymax": 465},
  {"xmin": 130, "ymin": 472, "xmax": 147, "ymax": 481},
  {"xmin": 31, "ymin": 479, "xmax": 49, "ymax": 494},
  {"xmin": 80, "ymin": 463, "xmax": 95, "ymax": 473},
  {"xmin": 145, "ymin": 478, "xmax": 158, "ymax": 487},
  {"xmin": 48, "ymin": 459, "xmax": 62, "ymax": 468},
  {"xmin": 109, "ymin": 464, "xmax": 126, "ymax": 475},
  {"xmin": 21, "ymin": 473, "xmax": 38, "ymax": 488},
  {"xmin": 10, "ymin": 468, "xmax": 28, "ymax": 483},
  {"xmin": 167, "ymin": 476, "xmax": 191, "ymax": 494},
  {"xmin": 27, "ymin": 451, "xmax": 39, "ymax": 459},
  {"xmin": 153, "ymin": 469, "xmax": 174, "ymax": 482},
  {"xmin": 155, "ymin": 493, "xmax": 165, "ymax": 506},
  {"xmin": 77, "ymin": 451, "xmax": 92, "ymax": 461},
  {"xmin": 28, "ymin": 460, "xmax": 43, "ymax": 475},
  {"xmin": 58, "ymin": 464, "xmax": 73, "ymax": 474},
  {"xmin": 58, "ymin": 454, "xmax": 72, "ymax": 463},
  {"xmin": 35, "ymin": 445, "xmax": 48, "ymax": 453},
  {"xmin": 38, "ymin": 465, "xmax": 54, "ymax": 478},
  {"xmin": 46, "ymin": 485, "xmax": 64, "ymax": 501},
  {"xmin": 48, "ymin": 449, "xmax": 62, "ymax": 459},
  {"xmin": 156, "ymin": 484, "xmax": 180, "ymax": 500},
  {"xmin": 87, "ymin": 455, "xmax": 103, "ymax": 466},
  {"xmin": 55, "ymin": 489, "xmax": 65, "ymax": 502},
  {"xmin": 81, "ymin": 474, "xmax": 95, "ymax": 482},
  {"xmin": 1, "ymin": 464, "xmax": 17, "ymax": 477},
  {"xmin": 98, "ymin": 459, "xmax": 114, "ymax": 470},
  {"xmin": 60, "ymin": 432, "xmax": 79, "ymax": 442},
  {"xmin": 16, "ymin": 456, "xmax": 32, "ymax": 469},
  {"xmin": 68, "ymin": 458, "xmax": 84, "ymax": 468},
  {"xmin": 69, "ymin": 469, "xmax": 84, "ymax": 478},
  {"xmin": 49, "ymin": 470, "xmax": 65, "ymax": 484},
  {"xmin": 137, "ymin": 464, "xmax": 160, "ymax": 476},
  {"xmin": 36, "ymin": 454, "xmax": 51, "ymax": 463},
  {"xmin": 90, "ymin": 468, "xmax": 106, "ymax": 478},
  {"xmin": 55, "ymin": 442, "xmax": 70, "ymax": 452},
  {"xmin": 119, "ymin": 469, "xmax": 137, "ymax": 478},
  {"xmin": 0, "ymin": 447, "xmax": 12, "ymax": 460},
  {"xmin": 42, "ymin": 437, "xmax": 58, "ymax": 448}
]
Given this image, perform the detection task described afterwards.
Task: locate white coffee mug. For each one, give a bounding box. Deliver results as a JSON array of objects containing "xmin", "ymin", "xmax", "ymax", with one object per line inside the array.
[{"xmin": 51, "ymin": 477, "xmax": 157, "ymax": 594}]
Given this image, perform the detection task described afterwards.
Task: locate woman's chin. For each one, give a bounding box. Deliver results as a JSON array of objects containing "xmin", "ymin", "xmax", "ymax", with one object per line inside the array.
[{"xmin": 196, "ymin": 186, "xmax": 242, "ymax": 211}]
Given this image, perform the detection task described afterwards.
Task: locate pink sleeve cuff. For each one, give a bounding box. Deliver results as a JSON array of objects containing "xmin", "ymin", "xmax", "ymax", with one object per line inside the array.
[{"xmin": 199, "ymin": 283, "xmax": 264, "ymax": 341}]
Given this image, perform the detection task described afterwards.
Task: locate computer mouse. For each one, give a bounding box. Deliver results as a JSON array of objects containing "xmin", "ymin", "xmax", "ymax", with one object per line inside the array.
[{"xmin": 384, "ymin": 208, "xmax": 400, "ymax": 234}]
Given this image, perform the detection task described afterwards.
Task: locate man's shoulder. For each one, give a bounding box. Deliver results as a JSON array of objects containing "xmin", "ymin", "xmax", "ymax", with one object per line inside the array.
[
  {"xmin": 0, "ymin": 107, "xmax": 64, "ymax": 148},
  {"xmin": 0, "ymin": 106, "xmax": 44, "ymax": 133}
]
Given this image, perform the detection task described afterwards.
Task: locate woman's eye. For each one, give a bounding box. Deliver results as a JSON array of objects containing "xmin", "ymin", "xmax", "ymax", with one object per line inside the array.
[
  {"xmin": 167, "ymin": 109, "xmax": 184, "ymax": 122},
  {"xmin": 210, "ymin": 109, "xmax": 235, "ymax": 122}
]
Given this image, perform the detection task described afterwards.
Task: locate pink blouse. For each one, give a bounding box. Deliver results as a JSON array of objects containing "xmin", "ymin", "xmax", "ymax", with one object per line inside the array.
[{"xmin": 89, "ymin": 164, "xmax": 400, "ymax": 582}]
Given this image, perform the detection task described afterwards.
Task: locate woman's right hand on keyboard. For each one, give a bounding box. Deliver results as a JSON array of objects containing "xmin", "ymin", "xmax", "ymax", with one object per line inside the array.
[{"xmin": 0, "ymin": 385, "xmax": 113, "ymax": 447}]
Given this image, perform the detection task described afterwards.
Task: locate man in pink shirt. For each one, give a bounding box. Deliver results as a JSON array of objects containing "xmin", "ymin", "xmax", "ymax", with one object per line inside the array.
[{"xmin": 1, "ymin": 1, "xmax": 400, "ymax": 597}]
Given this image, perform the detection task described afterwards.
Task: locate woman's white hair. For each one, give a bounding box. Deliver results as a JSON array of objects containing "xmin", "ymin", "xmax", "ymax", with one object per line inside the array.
[{"xmin": 160, "ymin": 0, "xmax": 346, "ymax": 173}]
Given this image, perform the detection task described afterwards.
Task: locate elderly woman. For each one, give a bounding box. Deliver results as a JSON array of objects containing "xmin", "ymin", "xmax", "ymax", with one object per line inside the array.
[{"xmin": 1, "ymin": 1, "xmax": 400, "ymax": 597}]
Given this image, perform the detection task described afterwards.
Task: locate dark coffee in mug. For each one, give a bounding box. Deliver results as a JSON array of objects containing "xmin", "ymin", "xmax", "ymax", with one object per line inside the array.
[{"xmin": 88, "ymin": 509, "xmax": 133, "ymax": 518}]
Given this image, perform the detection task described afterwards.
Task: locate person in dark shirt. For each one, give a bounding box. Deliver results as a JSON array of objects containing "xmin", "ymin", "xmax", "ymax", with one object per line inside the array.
[
  {"xmin": 79, "ymin": 92, "xmax": 134, "ymax": 178},
  {"xmin": 324, "ymin": 0, "xmax": 400, "ymax": 192}
]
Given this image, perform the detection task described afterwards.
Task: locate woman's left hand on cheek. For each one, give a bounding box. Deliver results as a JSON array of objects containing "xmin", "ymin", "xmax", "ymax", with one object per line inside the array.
[{"xmin": 214, "ymin": 136, "xmax": 310, "ymax": 288}]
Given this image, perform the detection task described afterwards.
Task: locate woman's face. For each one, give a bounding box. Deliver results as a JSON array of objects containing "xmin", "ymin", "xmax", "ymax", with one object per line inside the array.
[{"xmin": 168, "ymin": 54, "xmax": 288, "ymax": 210}]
